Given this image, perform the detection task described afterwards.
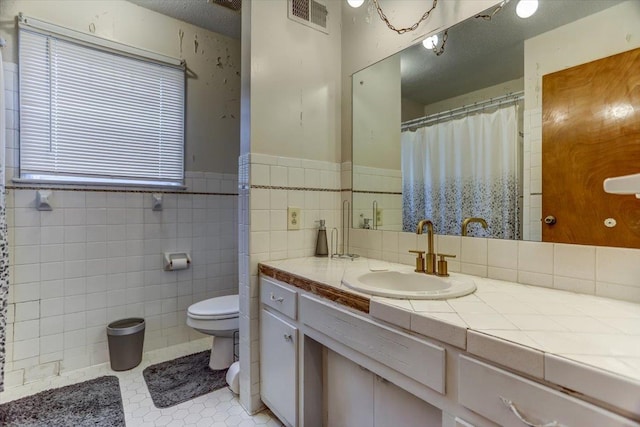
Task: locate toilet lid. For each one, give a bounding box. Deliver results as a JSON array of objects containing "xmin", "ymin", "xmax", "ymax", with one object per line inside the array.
[{"xmin": 188, "ymin": 295, "xmax": 239, "ymax": 320}]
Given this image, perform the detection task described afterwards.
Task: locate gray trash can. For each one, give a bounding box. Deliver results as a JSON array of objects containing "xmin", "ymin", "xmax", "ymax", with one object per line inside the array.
[{"xmin": 107, "ymin": 318, "xmax": 145, "ymax": 371}]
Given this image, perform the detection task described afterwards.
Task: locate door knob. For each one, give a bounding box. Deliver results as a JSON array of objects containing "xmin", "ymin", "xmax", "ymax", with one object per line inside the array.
[{"xmin": 544, "ymin": 215, "xmax": 556, "ymax": 225}]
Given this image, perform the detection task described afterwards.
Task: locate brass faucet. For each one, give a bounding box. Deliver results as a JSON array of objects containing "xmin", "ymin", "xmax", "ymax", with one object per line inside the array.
[
  {"xmin": 461, "ymin": 217, "xmax": 488, "ymax": 236},
  {"xmin": 416, "ymin": 219, "xmax": 436, "ymax": 274}
]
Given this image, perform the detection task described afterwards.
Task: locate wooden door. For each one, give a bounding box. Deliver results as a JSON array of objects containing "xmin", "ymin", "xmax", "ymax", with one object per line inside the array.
[{"xmin": 542, "ymin": 47, "xmax": 640, "ymax": 248}]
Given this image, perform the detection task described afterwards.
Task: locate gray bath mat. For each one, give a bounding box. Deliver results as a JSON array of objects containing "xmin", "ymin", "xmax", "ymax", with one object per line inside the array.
[
  {"xmin": 143, "ymin": 351, "xmax": 228, "ymax": 408},
  {"xmin": 0, "ymin": 375, "xmax": 124, "ymax": 427}
]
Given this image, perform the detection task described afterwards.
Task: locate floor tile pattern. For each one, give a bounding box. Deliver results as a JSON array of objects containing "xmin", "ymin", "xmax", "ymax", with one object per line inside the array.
[{"xmin": 0, "ymin": 339, "xmax": 283, "ymax": 427}]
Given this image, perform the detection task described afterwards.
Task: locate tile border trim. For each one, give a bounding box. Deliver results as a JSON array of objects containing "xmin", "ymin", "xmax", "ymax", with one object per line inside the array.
[
  {"xmin": 6, "ymin": 185, "xmax": 238, "ymax": 196},
  {"xmin": 251, "ymin": 184, "xmax": 342, "ymax": 193},
  {"xmin": 353, "ymin": 190, "xmax": 402, "ymax": 196}
]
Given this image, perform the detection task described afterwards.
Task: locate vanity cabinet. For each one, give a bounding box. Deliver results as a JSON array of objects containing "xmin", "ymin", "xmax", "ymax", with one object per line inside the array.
[
  {"xmin": 260, "ymin": 277, "xmax": 299, "ymax": 427},
  {"xmin": 259, "ymin": 272, "xmax": 640, "ymax": 427}
]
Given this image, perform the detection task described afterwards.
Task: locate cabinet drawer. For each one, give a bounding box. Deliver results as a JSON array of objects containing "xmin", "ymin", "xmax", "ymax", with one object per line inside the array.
[
  {"xmin": 301, "ymin": 294, "xmax": 446, "ymax": 394},
  {"xmin": 261, "ymin": 277, "xmax": 298, "ymax": 320},
  {"xmin": 459, "ymin": 355, "xmax": 640, "ymax": 427}
]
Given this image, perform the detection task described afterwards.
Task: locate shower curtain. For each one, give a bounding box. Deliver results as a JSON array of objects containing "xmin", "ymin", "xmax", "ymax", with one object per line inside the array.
[
  {"xmin": 0, "ymin": 49, "xmax": 8, "ymax": 392},
  {"xmin": 402, "ymin": 105, "xmax": 520, "ymax": 239}
]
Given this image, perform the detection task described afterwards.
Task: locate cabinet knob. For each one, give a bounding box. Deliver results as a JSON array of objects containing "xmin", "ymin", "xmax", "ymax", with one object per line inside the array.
[
  {"xmin": 270, "ymin": 293, "xmax": 284, "ymax": 303},
  {"xmin": 283, "ymin": 333, "xmax": 293, "ymax": 342}
]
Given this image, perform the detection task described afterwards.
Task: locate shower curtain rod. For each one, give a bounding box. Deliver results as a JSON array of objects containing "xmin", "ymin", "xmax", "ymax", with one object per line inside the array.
[{"xmin": 402, "ymin": 91, "xmax": 524, "ymax": 132}]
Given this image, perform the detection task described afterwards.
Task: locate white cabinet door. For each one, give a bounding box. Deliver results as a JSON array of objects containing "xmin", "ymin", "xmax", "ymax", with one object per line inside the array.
[
  {"xmin": 326, "ymin": 349, "xmax": 374, "ymax": 427},
  {"xmin": 260, "ymin": 309, "xmax": 298, "ymax": 427},
  {"xmin": 373, "ymin": 376, "xmax": 442, "ymax": 427}
]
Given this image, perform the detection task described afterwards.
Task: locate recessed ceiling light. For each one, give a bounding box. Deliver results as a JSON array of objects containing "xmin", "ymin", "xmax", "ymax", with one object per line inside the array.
[
  {"xmin": 347, "ymin": 0, "xmax": 365, "ymax": 8},
  {"xmin": 516, "ymin": 0, "xmax": 538, "ymax": 18},
  {"xmin": 422, "ymin": 35, "xmax": 438, "ymax": 50}
]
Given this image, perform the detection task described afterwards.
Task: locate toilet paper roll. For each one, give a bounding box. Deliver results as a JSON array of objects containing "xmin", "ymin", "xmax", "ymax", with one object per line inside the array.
[{"xmin": 170, "ymin": 257, "xmax": 188, "ymax": 270}]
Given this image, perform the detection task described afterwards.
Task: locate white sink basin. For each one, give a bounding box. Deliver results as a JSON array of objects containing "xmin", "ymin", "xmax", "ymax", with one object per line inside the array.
[{"xmin": 342, "ymin": 269, "xmax": 476, "ymax": 300}]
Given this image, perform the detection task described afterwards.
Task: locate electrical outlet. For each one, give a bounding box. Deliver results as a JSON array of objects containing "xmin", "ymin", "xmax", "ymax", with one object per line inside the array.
[
  {"xmin": 376, "ymin": 208, "xmax": 383, "ymax": 226},
  {"xmin": 287, "ymin": 207, "xmax": 301, "ymax": 230}
]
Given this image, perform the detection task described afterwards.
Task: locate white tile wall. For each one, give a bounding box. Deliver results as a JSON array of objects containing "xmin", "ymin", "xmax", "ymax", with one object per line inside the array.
[
  {"xmin": 240, "ymin": 153, "xmax": 343, "ymax": 413},
  {"xmin": 238, "ymin": 153, "xmax": 259, "ymax": 412},
  {"xmin": 5, "ymin": 183, "xmax": 239, "ymax": 387},
  {"xmin": 522, "ymin": 107, "xmax": 543, "ymax": 241},
  {"xmin": 352, "ymin": 165, "xmax": 402, "ymax": 231},
  {"xmin": 3, "ymin": 62, "xmax": 239, "ymax": 388},
  {"xmin": 352, "ymin": 165, "xmax": 401, "ymax": 193},
  {"xmin": 248, "ymin": 153, "xmax": 342, "ymax": 260}
]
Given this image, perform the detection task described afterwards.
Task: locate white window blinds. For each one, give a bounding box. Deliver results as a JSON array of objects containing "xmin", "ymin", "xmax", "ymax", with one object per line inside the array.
[{"xmin": 19, "ymin": 26, "xmax": 185, "ymax": 187}]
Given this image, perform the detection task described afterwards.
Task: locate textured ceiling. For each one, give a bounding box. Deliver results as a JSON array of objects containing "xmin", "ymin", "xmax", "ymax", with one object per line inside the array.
[
  {"xmin": 127, "ymin": 0, "xmax": 241, "ymax": 39},
  {"xmin": 126, "ymin": 0, "xmax": 623, "ymax": 103},
  {"xmin": 400, "ymin": 0, "xmax": 625, "ymax": 106}
]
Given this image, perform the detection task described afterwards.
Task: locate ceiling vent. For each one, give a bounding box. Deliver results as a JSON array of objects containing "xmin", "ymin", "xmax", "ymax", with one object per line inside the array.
[{"xmin": 288, "ymin": 0, "xmax": 329, "ymax": 34}]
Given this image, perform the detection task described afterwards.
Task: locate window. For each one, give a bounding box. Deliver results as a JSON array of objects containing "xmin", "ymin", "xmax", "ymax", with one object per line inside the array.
[{"xmin": 18, "ymin": 17, "xmax": 185, "ymax": 187}]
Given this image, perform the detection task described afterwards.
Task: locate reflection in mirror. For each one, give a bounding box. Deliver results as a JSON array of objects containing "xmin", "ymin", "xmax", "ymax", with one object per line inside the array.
[
  {"xmin": 352, "ymin": 0, "xmax": 637, "ymax": 246},
  {"xmin": 402, "ymin": 100, "xmax": 521, "ymax": 240}
]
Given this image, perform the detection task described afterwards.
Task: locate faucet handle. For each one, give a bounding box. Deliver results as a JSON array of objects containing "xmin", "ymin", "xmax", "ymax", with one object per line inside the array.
[
  {"xmin": 408, "ymin": 250, "xmax": 426, "ymax": 273},
  {"xmin": 436, "ymin": 253, "xmax": 456, "ymax": 277}
]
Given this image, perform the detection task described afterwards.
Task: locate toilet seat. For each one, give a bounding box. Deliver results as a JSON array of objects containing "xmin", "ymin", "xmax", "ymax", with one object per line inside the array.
[{"xmin": 188, "ymin": 295, "xmax": 239, "ymax": 320}]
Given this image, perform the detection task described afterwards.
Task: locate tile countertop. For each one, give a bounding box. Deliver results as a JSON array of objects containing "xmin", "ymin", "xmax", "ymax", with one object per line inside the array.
[{"xmin": 260, "ymin": 256, "xmax": 640, "ymax": 417}]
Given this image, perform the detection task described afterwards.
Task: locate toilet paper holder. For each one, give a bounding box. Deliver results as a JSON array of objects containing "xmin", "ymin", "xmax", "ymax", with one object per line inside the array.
[{"xmin": 163, "ymin": 252, "xmax": 191, "ymax": 271}]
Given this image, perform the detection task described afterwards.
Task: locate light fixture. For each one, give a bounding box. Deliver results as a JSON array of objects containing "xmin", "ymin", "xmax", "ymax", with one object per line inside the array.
[
  {"xmin": 347, "ymin": 0, "xmax": 365, "ymax": 8},
  {"xmin": 421, "ymin": 30, "xmax": 448, "ymax": 56},
  {"xmin": 422, "ymin": 35, "xmax": 438, "ymax": 50},
  {"xmin": 516, "ymin": 0, "xmax": 538, "ymax": 18}
]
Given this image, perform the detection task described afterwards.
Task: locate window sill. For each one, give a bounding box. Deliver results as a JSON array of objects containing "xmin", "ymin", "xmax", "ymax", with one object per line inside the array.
[{"xmin": 11, "ymin": 177, "xmax": 187, "ymax": 192}]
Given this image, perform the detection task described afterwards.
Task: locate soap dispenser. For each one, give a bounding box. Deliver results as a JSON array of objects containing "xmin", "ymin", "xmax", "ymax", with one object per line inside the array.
[{"xmin": 315, "ymin": 220, "xmax": 328, "ymax": 257}]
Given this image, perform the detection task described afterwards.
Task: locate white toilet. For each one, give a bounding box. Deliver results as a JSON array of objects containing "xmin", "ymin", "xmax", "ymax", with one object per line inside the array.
[{"xmin": 187, "ymin": 295, "xmax": 239, "ymax": 371}]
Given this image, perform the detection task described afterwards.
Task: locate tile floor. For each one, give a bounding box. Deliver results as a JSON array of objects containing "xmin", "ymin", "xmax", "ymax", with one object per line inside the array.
[{"xmin": 0, "ymin": 338, "xmax": 284, "ymax": 427}]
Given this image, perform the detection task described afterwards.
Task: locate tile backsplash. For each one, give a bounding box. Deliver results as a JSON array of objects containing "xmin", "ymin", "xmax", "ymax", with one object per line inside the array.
[{"xmin": 348, "ymin": 229, "xmax": 640, "ymax": 303}]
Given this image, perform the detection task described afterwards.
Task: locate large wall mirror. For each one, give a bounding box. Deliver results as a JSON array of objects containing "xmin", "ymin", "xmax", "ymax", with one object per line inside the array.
[{"xmin": 351, "ymin": 0, "xmax": 640, "ymax": 248}]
